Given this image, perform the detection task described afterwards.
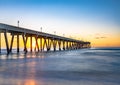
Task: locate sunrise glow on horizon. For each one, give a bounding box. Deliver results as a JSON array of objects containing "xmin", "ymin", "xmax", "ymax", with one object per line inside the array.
[{"xmin": 0, "ymin": 0, "xmax": 120, "ymax": 47}]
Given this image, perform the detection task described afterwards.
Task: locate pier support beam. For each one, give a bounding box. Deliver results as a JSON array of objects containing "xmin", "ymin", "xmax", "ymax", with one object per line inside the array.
[
  {"xmin": 17, "ymin": 34, "xmax": 19, "ymax": 53},
  {"xmin": 40, "ymin": 37, "xmax": 42, "ymax": 51},
  {"xmin": 4, "ymin": 31, "xmax": 9, "ymax": 54},
  {"xmin": 35, "ymin": 36, "xmax": 39, "ymax": 52},
  {"xmin": 22, "ymin": 34, "xmax": 27, "ymax": 52},
  {"xmin": 47, "ymin": 38, "xmax": 49, "ymax": 51},
  {"xmin": 43, "ymin": 38, "xmax": 47, "ymax": 51},
  {"xmin": 69, "ymin": 42, "xmax": 71, "ymax": 50},
  {"xmin": 53, "ymin": 40, "xmax": 57, "ymax": 51},
  {"xmin": 63, "ymin": 41, "xmax": 65, "ymax": 50},
  {"xmin": 73, "ymin": 42, "xmax": 75, "ymax": 49},
  {"xmin": 49, "ymin": 39, "xmax": 52, "ymax": 51},
  {"xmin": 58, "ymin": 40, "xmax": 61, "ymax": 51},
  {"xmin": 9, "ymin": 34, "xmax": 14, "ymax": 53},
  {"xmin": 30, "ymin": 36, "xmax": 32, "ymax": 52},
  {"xmin": 70, "ymin": 42, "xmax": 71, "ymax": 49},
  {"xmin": 47, "ymin": 38, "xmax": 51, "ymax": 51},
  {"xmin": 66, "ymin": 41, "xmax": 68, "ymax": 50}
]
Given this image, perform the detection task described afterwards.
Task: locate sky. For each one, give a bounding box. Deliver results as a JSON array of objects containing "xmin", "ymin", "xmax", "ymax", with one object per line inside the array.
[{"xmin": 0, "ymin": 0, "xmax": 120, "ymax": 47}]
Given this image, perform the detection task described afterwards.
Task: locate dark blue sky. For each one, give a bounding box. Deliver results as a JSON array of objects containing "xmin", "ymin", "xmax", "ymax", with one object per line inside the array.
[{"xmin": 0, "ymin": 0, "xmax": 119, "ymax": 24}]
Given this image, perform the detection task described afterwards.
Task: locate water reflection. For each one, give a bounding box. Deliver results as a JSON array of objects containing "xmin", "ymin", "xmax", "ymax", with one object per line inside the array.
[
  {"xmin": 17, "ymin": 79, "xmax": 43, "ymax": 85},
  {"xmin": 0, "ymin": 52, "xmax": 46, "ymax": 60},
  {"xmin": 0, "ymin": 52, "xmax": 45, "ymax": 85},
  {"xmin": 24, "ymin": 79, "xmax": 36, "ymax": 85},
  {"xmin": 0, "ymin": 78, "xmax": 43, "ymax": 85}
]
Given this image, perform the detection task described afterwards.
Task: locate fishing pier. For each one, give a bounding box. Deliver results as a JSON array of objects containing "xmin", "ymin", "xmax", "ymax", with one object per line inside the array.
[{"xmin": 0, "ymin": 23, "xmax": 90, "ymax": 54}]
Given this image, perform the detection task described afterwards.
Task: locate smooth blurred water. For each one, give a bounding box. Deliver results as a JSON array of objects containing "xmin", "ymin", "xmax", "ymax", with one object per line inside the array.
[{"xmin": 0, "ymin": 48, "xmax": 120, "ymax": 85}]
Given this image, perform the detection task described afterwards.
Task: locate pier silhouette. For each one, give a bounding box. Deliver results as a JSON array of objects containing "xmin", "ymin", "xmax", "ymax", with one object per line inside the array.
[{"xmin": 0, "ymin": 23, "xmax": 90, "ymax": 54}]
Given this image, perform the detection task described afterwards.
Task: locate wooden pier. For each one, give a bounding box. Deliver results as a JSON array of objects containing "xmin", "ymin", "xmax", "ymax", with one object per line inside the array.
[{"xmin": 0, "ymin": 23, "xmax": 90, "ymax": 54}]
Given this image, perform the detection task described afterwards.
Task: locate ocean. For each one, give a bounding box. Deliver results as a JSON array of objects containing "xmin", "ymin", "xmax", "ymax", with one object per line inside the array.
[{"xmin": 0, "ymin": 47, "xmax": 120, "ymax": 85}]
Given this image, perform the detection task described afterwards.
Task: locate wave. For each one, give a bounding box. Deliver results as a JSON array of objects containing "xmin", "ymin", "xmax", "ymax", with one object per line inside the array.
[
  {"xmin": 82, "ymin": 51, "xmax": 120, "ymax": 57},
  {"xmin": 91, "ymin": 47, "xmax": 120, "ymax": 50}
]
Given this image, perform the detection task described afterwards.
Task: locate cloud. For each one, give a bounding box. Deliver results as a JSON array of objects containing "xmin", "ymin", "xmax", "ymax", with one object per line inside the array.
[
  {"xmin": 101, "ymin": 37, "xmax": 106, "ymax": 38},
  {"xmin": 95, "ymin": 33, "xmax": 107, "ymax": 39},
  {"xmin": 95, "ymin": 36, "xmax": 107, "ymax": 39},
  {"xmin": 95, "ymin": 37, "xmax": 100, "ymax": 39}
]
